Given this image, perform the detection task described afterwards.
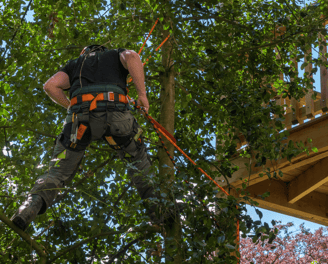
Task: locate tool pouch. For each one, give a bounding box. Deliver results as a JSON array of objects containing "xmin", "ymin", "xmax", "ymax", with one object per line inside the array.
[
  {"xmin": 103, "ymin": 111, "xmax": 143, "ymax": 155},
  {"xmin": 59, "ymin": 113, "xmax": 91, "ymax": 152}
]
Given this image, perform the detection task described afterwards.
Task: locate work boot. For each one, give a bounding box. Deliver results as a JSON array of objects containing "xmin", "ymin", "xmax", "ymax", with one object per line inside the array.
[{"xmin": 11, "ymin": 194, "xmax": 44, "ymax": 231}]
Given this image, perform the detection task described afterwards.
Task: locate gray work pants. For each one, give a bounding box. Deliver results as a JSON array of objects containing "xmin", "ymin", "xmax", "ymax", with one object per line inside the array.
[{"xmin": 30, "ymin": 110, "xmax": 156, "ymax": 215}]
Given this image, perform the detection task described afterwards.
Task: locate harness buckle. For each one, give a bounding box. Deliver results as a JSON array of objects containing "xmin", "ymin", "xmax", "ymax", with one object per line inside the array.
[
  {"xmin": 70, "ymin": 126, "xmax": 78, "ymax": 143},
  {"xmin": 108, "ymin": 92, "xmax": 114, "ymax": 102}
]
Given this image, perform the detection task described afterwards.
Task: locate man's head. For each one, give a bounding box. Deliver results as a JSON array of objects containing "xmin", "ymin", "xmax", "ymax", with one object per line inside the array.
[{"xmin": 80, "ymin": 45, "xmax": 108, "ymax": 56}]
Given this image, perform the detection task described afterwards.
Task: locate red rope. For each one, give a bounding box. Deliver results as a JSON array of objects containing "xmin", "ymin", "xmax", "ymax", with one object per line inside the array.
[
  {"xmin": 142, "ymin": 34, "xmax": 170, "ymax": 66},
  {"xmin": 138, "ymin": 18, "xmax": 159, "ymax": 55},
  {"xmin": 128, "ymin": 20, "xmax": 240, "ymax": 262},
  {"xmin": 138, "ymin": 105, "xmax": 240, "ymax": 262},
  {"xmin": 128, "ymin": 34, "xmax": 171, "ymax": 84}
]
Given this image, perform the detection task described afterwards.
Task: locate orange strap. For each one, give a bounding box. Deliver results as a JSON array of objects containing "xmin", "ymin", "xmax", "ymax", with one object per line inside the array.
[
  {"xmin": 70, "ymin": 93, "xmax": 129, "ymax": 111},
  {"xmin": 90, "ymin": 93, "xmax": 104, "ymax": 111},
  {"xmin": 77, "ymin": 124, "xmax": 87, "ymax": 140}
]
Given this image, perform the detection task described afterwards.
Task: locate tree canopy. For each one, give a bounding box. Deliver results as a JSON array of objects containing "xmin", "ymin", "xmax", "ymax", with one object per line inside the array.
[{"xmin": 1, "ymin": 0, "xmax": 327, "ymax": 263}]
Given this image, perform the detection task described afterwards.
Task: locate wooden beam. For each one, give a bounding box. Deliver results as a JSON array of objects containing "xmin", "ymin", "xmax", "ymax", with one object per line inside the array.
[
  {"xmin": 226, "ymin": 150, "xmax": 328, "ymax": 189},
  {"xmin": 281, "ymin": 150, "xmax": 328, "ymax": 173},
  {"xmin": 288, "ymin": 157, "xmax": 328, "ymax": 203},
  {"xmin": 242, "ymin": 180, "xmax": 328, "ymax": 226},
  {"xmin": 319, "ymin": 33, "xmax": 328, "ymax": 112},
  {"xmin": 229, "ymin": 114, "xmax": 328, "ymax": 188}
]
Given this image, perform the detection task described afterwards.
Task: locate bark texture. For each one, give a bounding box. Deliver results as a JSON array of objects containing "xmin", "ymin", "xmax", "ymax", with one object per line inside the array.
[{"xmin": 158, "ymin": 26, "xmax": 183, "ymax": 263}]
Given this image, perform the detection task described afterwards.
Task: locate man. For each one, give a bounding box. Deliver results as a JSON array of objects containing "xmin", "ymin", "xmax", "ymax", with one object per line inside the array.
[{"xmin": 11, "ymin": 45, "xmax": 177, "ymax": 231}]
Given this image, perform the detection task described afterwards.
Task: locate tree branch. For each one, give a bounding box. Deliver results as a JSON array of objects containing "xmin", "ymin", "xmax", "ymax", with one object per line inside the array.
[
  {"xmin": 132, "ymin": 15, "xmax": 156, "ymax": 23},
  {"xmin": 223, "ymin": 25, "xmax": 325, "ymax": 58},
  {"xmin": 51, "ymin": 226, "xmax": 160, "ymax": 262},
  {"xmin": 1, "ymin": 0, "xmax": 33, "ymax": 62},
  {"xmin": 89, "ymin": 238, "xmax": 99, "ymax": 264},
  {"xmin": 53, "ymin": 157, "xmax": 114, "ymax": 205},
  {"xmin": 26, "ymin": 128, "xmax": 56, "ymax": 138},
  {"xmin": 0, "ymin": 212, "xmax": 47, "ymax": 263},
  {"xmin": 181, "ymin": 15, "xmax": 252, "ymax": 30},
  {"xmin": 108, "ymin": 238, "xmax": 140, "ymax": 264}
]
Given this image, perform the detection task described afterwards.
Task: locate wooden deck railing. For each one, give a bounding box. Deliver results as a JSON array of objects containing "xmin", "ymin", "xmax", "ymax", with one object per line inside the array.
[{"xmin": 237, "ymin": 28, "xmax": 328, "ymax": 148}]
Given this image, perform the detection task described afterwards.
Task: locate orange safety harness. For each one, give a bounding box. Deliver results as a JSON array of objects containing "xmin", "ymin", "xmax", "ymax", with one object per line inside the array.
[
  {"xmin": 128, "ymin": 19, "xmax": 240, "ymax": 261},
  {"xmin": 70, "ymin": 92, "xmax": 129, "ymax": 111}
]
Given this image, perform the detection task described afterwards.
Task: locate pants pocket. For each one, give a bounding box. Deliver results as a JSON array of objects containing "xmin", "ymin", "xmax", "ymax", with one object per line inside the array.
[{"xmin": 108, "ymin": 111, "xmax": 134, "ymax": 136}]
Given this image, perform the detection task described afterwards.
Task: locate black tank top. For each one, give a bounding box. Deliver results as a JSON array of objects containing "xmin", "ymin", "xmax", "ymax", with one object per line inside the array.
[{"xmin": 60, "ymin": 48, "xmax": 129, "ymax": 98}]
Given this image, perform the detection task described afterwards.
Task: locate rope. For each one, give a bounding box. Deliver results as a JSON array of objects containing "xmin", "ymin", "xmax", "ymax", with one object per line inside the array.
[
  {"xmin": 137, "ymin": 105, "xmax": 240, "ymax": 261},
  {"xmin": 143, "ymin": 109, "xmax": 225, "ymax": 228},
  {"xmin": 142, "ymin": 34, "xmax": 170, "ymax": 67},
  {"xmin": 138, "ymin": 18, "xmax": 159, "ymax": 55},
  {"xmin": 127, "ymin": 32, "xmax": 170, "ymax": 84},
  {"xmin": 128, "ymin": 18, "xmax": 240, "ymax": 260}
]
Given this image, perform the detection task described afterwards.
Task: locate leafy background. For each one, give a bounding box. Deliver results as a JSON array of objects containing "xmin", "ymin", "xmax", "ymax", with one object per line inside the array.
[{"xmin": 1, "ymin": 0, "xmax": 327, "ymax": 263}]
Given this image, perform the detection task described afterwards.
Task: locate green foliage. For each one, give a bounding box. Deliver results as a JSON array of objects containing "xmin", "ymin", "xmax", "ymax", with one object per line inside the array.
[{"xmin": 0, "ymin": 0, "xmax": 326, "ymax": 263}]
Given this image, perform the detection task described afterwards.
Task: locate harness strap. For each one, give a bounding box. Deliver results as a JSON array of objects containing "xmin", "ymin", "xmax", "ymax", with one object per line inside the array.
[
  {"xmin": 71, "ymin": 84, "xmax": 125, "ymax": 98},
  {"xmin": 70, "ymin": 92, "xmax": 129, "ymax": 111}
]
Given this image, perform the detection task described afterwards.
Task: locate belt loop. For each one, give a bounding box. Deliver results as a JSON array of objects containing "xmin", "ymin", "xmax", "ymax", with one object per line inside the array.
[
  {"xmin": 103, "ymin": 92, "xmax": 109, "ymax": 101},
  {"xmin": 77, "ymin": 95, "xmax": 83, "ymax": 105},
  {"xmin": 80, "ymin": 102, "xmax": 90, "ymax": 122},
  {"xmin": 114, "ymin": 93, "xmax": 119, "ymax": 102}
]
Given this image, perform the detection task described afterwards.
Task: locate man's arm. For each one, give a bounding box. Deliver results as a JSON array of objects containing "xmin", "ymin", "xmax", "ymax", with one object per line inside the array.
[
  {"xmin": 43, "ymin": 71, "xmax": 71, "ymax": 109},
  {"xmin": 120, "ymin": 50, "xmax": 149, "ymax": 112}
]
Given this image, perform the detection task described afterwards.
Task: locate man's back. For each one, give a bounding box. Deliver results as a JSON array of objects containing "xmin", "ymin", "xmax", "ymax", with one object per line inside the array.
[
  {"xmin": 61, "ymin": 48, "xmax": 129, "ymax": 98},
  {"xmin": 11, "ymin": 44, "xmax": 156, "ymax": 232}
]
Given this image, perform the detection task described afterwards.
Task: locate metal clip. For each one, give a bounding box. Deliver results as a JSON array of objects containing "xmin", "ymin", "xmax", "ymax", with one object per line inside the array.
[
  {"xmin": 70, "ymin": 114, "xmax": 79, "ymax": 143},
  {"xmin": 108, "ymin": 92, "xmax": 114, "ymax": 101},
  {"xmin": 134, "ymin": 128, "xmax": 143, "ymax": 141}
]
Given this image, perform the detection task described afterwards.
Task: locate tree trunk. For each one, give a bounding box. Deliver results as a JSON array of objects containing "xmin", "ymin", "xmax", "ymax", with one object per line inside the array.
[
  {"xmin": 158, "ymin": 25, "xmax": 182, "ymax": 263},
  {"xmin": 215, "ymin": 125, "xmax": 240, "ymax": 262}
]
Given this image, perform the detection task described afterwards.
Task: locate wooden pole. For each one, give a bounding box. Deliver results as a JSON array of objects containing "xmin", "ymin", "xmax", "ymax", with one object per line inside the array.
[
  {"xmin": 319, "ymin": 33, "xmax": 328, "ymax": 113},
  {"xmin": 304, "ymin": 47, "xmax": 315, "ymax": 119},
  {"xmin": 291, "ymin": 56, "xmax": 301, "ymax": 126}
]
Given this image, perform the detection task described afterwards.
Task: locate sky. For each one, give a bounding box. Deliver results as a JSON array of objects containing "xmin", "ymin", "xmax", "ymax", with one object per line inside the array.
[{"xmin": 3, "ymin": 0, "xmax": 328, "ymax": 246}]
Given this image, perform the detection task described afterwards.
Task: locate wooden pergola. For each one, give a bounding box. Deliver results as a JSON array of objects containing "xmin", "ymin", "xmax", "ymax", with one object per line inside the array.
[{"xmin": 219, "ymin": 26, "xmax": 328, "ymax": 227}]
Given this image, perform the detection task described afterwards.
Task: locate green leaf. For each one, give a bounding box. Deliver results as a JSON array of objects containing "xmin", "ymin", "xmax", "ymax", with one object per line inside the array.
[
  {"xmin": 0, "ymin": 108, "xmax": 9, "ymax": 117},
  {"xmin": 217, "ymin": 235, "xmax": 225, "ymax": 244},
  {"xmin": 255, "ymin": 209, "xmax": 263, "ymax": 219},
  {"xmin": 225, "ymin": 244, "xmax": 235, "ymax": 250}
]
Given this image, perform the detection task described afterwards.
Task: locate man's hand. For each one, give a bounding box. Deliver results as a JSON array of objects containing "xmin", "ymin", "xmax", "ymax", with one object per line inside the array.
[{"xmin": 137, "ymin": 95, "xmax": 149, "ymax": 112}]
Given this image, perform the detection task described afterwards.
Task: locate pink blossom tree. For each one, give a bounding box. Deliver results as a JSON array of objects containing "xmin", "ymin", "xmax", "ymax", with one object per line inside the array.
[{"xmin": 240, "ymin": 220, "xmax": 328, "ymax": 264}]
